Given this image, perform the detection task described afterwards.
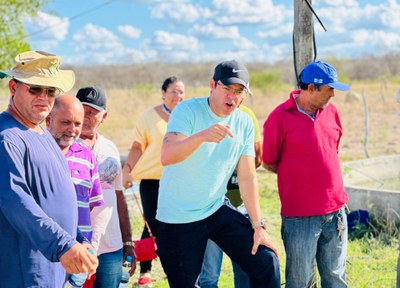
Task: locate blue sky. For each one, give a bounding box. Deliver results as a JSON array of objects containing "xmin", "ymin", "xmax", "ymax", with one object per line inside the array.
[{"xmin": 24, "ymin": 0, "xmax": 400, "ymax": 65}]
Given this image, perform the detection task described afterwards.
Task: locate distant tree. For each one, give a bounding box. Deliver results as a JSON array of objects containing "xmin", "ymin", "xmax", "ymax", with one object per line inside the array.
[{"xmin": 0, "ymin": 0, "xmax": 47, "ymax": 69}]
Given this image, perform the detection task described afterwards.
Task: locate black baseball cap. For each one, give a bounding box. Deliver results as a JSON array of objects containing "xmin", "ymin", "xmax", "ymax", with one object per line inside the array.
[
  {"xmin": 213, "ymin": 60, "xmax": 253, "ymax": 95},
  {"xmin": 76, "ymin": 86, "xmax": 107, "ymax": 111}
]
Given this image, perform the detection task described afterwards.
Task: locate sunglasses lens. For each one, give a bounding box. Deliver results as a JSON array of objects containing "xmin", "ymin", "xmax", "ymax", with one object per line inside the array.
[
  {"xmin": 47, "ymin": 88, "xmax": 58, "ymax": 97},
  {"xmin": 29, "ymin": 86, "xmax": 59, "ymax": 97},
  {"xmin": 18, "ymin": 81, "xmax": 61, "ymax": 97},
  {"xmin": 28, "ymin": 87, "xmax": 44, "ymax": 96}
]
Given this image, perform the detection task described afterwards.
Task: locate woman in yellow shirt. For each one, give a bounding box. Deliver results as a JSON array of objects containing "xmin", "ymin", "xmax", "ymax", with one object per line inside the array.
[{"xmin": 122, "ymin": 76, "xmax": 185, "ymax": 286}]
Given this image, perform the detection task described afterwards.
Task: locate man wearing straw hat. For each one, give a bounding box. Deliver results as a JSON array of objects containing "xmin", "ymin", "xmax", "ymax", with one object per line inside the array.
[{"xmin": 0, "ymin": 51, "xmax": 98, "ymax": 287}]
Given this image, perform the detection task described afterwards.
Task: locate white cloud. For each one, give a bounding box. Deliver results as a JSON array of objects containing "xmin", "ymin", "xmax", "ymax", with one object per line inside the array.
[
  {"xmin": 72, "ymin": 24, "xmax": 121, "ymax": 51},
  {"xmin": 24, "ymin": 0, "xmax": 400, "ymax": 65},
  {"xmin": 190, "ymin": 23, "xmax": 240, "ymax": 39},
  {"xmin": 25, "ymin": 11, "xmax": 69, "ymax": 50},
  {"xmin": 354, "ymin": 29, "xmax": 400, "ymax": 51},
  {"xmin": 318, "ymin": 0, "xmax": 358, "ymax": 6},
  {"xmin": 212, "ymin": 0, "xmax": 289, "ymax": 25},
  {"xmin": 380, "ymin": 0, "xmax": 400, "ymax": 28},
  {"xmin": 232, "ymin": 37, "xmax": 257, "ymax": 50},
  {"xmin": 257, "ymin": 23, "xmax": 293, "ymax": 39},
  {"xmin": 151, "ymin": 2, "xmax": 212, "ymax": 24},
  {"xmin": 147, "ymin": 30, "xmax": 200, "ymax": 52},
  {"xmin": 117, "ymin": 25, "xmax": 141, "ymax": 39},
  {"xmin": 260, "ymin": 43, "xmax": 292, "ymax": 62},
  {"xmin": 25, "ymin": 11, "xmax": 69, "ymax": 41},
  {"xmin": 315, "ymin": 2, "xmax": 378, "ymax": 33},
  {"xmin": 185, "ymin": 41, "xmax": 291, "ymax": 64},
  {"xmin": 306, "ymin": 1, "xmax": 400, "ymax": 60},
  {"xmin": 123, "ymin": 48, "xmax": 158, "ymax": 63},
  {"xmin": 70, "ymin": 24, "xmax": 128, "ymax": 64}
]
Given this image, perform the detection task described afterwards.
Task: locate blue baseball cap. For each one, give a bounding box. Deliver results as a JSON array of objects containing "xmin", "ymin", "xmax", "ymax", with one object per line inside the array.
[{"xmin": 300, "ymin": 61, "xmax": 349, "ymax": 91}]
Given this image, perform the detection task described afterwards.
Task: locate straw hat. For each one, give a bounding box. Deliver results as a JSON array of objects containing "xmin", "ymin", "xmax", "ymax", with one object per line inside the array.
[{"xmin": 0, "ymin": 50, "xmax": 75, "ymax": 92}]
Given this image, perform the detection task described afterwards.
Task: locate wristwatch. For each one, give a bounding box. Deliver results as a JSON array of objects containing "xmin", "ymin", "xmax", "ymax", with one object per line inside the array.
[
  {"xmin": 252, "ymin": 218, "xmax": 266, "ymax": 230},
  {"xmin": 123, "ymin": 241, "xmax": 135, "ymax": 247}
]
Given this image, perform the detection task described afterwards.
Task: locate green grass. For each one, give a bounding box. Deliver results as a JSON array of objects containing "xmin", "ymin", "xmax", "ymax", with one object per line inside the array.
[{"xmin": 127, "ymin": 171, "xmax": 398, "ymax": 287}]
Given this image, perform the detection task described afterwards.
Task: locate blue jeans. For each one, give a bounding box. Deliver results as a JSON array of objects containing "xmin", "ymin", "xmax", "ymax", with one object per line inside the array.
[
  {"xmin": 199, "ymin": 240, "xmax": 222, "ymax": 288},
  {"xmin": 157, "ymin": 204, "xmax": 280, "ymax": 287},
  {"xmin": 199, "ymin": 240, "xmax": 250, "ymax": 288},
  {"xmin": 281, "ymin": 207, "xmax": 347, "ymax": 288},
  {"xmin": 93, "ymin": 248, "xmax": 123, "ymax": 288}
]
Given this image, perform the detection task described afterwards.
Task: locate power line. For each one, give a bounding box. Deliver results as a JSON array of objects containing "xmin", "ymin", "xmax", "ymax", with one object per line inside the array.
[{"xmin": 7, "ymin": 0, "xmax": 116, "ymax": 45}]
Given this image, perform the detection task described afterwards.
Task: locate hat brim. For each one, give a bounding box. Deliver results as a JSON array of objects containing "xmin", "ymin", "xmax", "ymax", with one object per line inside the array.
[
  {"xmin": 328, "ymin": 82, "xmax": 350, "ymax": 91},
  {"xmin": 220, "ymin": 77, "xmax": 253, "ymax": 96},
  {"xmin": 81, "ymin": 102, "xmax": 106, "ymax": 112},
  {"xmin": 0, "ymin": 71, "xmax": 8, "ymax": 79},
  {"xmin": 0, "ymin": 70, "xmax": 75, "ymax": 92}
]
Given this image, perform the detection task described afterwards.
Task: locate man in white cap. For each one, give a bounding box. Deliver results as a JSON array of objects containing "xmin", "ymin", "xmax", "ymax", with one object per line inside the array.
[
  {"xmin": 0, "ymin": 51, "xmax": 98, "ymax": 287},
  {"xmin": 76, "ymin": 86, "xmax": 136, "ymax": 288},
  {"xmin": 262, "ymin": 61, "xmax": 350, "ymax": 287},
  {"xmin": 156, "ymin": 60, "xmax": 280, "ymax": 287}
]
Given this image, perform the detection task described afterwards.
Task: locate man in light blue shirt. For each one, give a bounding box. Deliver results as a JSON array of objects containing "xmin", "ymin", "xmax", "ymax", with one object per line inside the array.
[{"xmin": 156, "ymin": 60, "xmax": 280, "ymax": 287}]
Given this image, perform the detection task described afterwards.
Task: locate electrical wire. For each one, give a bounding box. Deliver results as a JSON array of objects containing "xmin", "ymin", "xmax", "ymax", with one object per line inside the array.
[{"xmin": 6, "ymin": 0, "xmax": 116, "ymax": 45}]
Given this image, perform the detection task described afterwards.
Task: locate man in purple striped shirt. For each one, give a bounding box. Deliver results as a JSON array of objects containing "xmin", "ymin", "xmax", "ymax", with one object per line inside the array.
[{"xmin": 47, "ymin": 94, "xmax": 104, "ymax": 241}]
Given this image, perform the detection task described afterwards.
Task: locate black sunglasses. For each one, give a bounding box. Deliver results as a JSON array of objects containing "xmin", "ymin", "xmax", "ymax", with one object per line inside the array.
[{"xmin": 14, "ymin": 79, "xmax": 61, "ymax": 98}]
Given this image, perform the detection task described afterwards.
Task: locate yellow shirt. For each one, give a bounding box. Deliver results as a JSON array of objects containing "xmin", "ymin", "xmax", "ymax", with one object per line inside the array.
[
  {"xmin": 131, "ymin": 107, "xmax": 167, "ymax": 182},
  {"xmin": 239, "ymin": 105, "xmax": 261, "ymax": 142}
]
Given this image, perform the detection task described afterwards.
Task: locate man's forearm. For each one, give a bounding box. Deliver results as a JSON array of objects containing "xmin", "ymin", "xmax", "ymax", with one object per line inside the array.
[
  {"xmin": 116, "ymin": 190, "xmax": 132, "ymax": 242},
  {"xmin": 161, "ymin": 132, "xmax": 204, "ymax": 165},
  {"xmin": 239, "ymin": 176, "xmax": 263, "ymax": 224}
]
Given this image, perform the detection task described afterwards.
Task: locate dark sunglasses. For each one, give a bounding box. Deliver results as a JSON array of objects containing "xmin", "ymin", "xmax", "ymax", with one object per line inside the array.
[{"xmin": 15, "ymin": 80, "xmax": 62, "ymax": 98}]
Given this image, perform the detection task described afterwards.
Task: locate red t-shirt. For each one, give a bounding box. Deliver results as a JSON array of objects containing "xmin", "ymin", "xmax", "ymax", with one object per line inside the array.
[{"xmin": 262, "ymin": 90, "xmax": 348, "ymax": 217}]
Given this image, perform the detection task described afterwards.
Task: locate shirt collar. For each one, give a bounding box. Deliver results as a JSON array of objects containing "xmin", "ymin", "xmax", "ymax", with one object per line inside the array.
[{"xmin": 67, "ymin": 141, "xmax": 83, "ymax": 154}]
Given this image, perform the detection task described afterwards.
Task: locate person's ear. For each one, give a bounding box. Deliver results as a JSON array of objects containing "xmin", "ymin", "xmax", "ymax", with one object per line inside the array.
[
  {"xmin": 210, "ymin": 79, "xmax": 216, "ymax": 90},
  {"xmin": 45, "ymin": 115, "xmax": 51, "ymax": 127},
  {"xmin": 9, "ymin": 80, "xmax": 17, "ymax": 95},
  {"xmin": 101, "ymin": 111, "xmax": 108, "ymax": 122}
]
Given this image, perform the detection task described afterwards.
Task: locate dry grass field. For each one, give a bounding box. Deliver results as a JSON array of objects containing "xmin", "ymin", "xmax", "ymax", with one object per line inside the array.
[
  {"xmin": 97, "ymin": 79, "xmax": 400, "ymax": 287},
  {"xmin": 0, "ymin": 60, "xmax": 399, "ymax": 287},
  {"xmin": 1, "ymin": 79, "xmax": 398, "ymax": 159},
  {"xmin": 98, "ymin": 81, "xmax": 400, "ymax": 160}
]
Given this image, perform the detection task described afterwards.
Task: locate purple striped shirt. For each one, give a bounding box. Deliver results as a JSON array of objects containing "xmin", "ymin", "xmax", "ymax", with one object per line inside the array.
[{"xmin": 66, "ymin": 142, "xmax": 104, "ymax": 241}]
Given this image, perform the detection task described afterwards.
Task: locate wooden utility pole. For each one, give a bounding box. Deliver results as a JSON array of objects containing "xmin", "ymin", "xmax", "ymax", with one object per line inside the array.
[{"xmin": 293, "ymin": 0, "xmax": 314, "ymax": 79}]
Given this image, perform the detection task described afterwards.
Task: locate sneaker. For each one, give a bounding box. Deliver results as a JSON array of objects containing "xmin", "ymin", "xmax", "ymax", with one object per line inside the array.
[{"xmin": 138, "ymin": 273, "xmax": 153, "ymax": 287}]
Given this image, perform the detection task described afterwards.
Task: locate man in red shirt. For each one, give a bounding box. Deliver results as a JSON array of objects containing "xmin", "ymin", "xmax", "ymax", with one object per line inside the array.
[{"xmin": 262, "ymin": 61, "xmax": 349, "ymax": 288}]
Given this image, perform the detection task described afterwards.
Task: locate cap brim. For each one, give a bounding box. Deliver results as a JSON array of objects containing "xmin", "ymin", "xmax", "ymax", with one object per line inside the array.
[
  {"xmin": 221, "ymin": 77, "xmax": 247, "ymax": 87},
  {"xmin": 328, "ymin": 82, "xmax": 350, "ymax": 91},
  {"xmin": 0, "ymin": 70, "xmax": 75, "ymax": 92},
  {"xmin": 220, "ymin": 77, "xmax": 253, "ymax": 96},
  {"xmin": 81, "ymin": 102, "xmax": 106, "ymax": 112}
]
